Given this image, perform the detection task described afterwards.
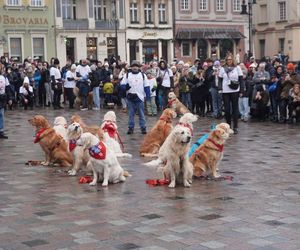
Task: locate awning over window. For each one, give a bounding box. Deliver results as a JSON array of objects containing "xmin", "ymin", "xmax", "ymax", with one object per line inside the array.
[{"xmin": 176, "ymin": 28, "xmax": 246, "ymax": 40}]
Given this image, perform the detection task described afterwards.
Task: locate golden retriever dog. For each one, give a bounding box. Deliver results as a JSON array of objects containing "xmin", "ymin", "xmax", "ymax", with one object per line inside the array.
[
  {"xmin": 70, "ymin": 114, "xmax": 103, "ymax": 140},
  {"xmin": 144, "ymin": 126, "xmax": 193, "ymax": 188},
  {"xmin": 168, "ymin": 91, "xmax": 190, "ymax": 115},
  {"xmin": 76, "ymin": 132, "xmax": 127, "ymax": 186},
  {"xmin": 28, "ymin": 115, "xmax": 73, "ymax": 167},
  {"xmin": 101, "ymin": 111, "xmax": 132, "ymax": 158},
  {"xmin": 190, "ymin": 126, "xmax": 232, "ymax": 178},
  {"xmin": 53, "ymin": 116, "xmax": 68, "ymax": 142},
  {"xmin": 73, "ymin": 87, "xmax": 94, "ymax": 110},
  {"xmin": 140, "ymin": 108, "xmax": 176, "ymax": 157},
  {"xmin": 67, "ymin": 122, "xmax": 91, "ymax": 176}
]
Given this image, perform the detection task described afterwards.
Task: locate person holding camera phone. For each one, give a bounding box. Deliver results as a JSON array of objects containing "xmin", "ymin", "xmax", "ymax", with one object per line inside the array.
[{"xmin": 218, "ymin": 55, "xmax": 244, "ymax": 134}]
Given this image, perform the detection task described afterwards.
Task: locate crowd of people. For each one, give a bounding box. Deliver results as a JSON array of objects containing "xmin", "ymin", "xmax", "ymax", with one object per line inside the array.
[{"xmin": 0, "ymin": 52, "xmax": 300, "ymax": 138}]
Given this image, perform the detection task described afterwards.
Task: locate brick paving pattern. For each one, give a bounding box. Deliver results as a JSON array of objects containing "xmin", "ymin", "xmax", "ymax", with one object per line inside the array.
[{"xmin": 0, "ymin": 108, "xmax": 300, "ymax": 249}]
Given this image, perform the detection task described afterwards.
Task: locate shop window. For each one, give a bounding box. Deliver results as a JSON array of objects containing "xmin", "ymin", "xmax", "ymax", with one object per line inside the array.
[
  {"xmin": 158, "ymin": 3, "xmax": 167, "ymax": 23},
  {"xmin": 143, "ymin": 40, "xmax": 158, "ymax": 63},
  {"xmin": 7, "ymin": 0, "xmax": 21, "ymax": 5},
  {"xmin": 62, "ymin": 0, "xmax": 76, "ymax": 19},
  {"xmin": 130, "ymin": 2, "xmax": 138, "ymax": 23},
  {"xmin": 10, "ymin": 37, "xmax": 22, "ymax": 62},
  {"xmin": 87, "ymin": 38, "xmax": 97, "ymax": 60},
  {"xmin": 66, "ymin": 38, "xmax": 75, "ymax": 63},
  {"xmin": 107, "ymin": 37, "xmax": 116, "ymax": 58},
  {"xmin": 219, "ymin": 39, "xmax": 233, "ymax": 59},
  {"xmin": 32, "ymin": 37, "xmax": 45, "ymax": 61},
  {"xmin": 197, "ymin": 39, "xmax": 207, "ymax": 61},
  {"xmin": 144, "ymin": 2, "xmax": 153, "ymax": 24},
  {"xmin": 182, "ymin": 42, "xmax": 191, "ymax": 57},
  {"xmin": 30, "ymin": 0, "xmax": 43, "ymax": 6}
]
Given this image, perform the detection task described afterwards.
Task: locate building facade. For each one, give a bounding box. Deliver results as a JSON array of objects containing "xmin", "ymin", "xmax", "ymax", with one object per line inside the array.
[
  {"xmin": 54, "ymin": 0, "xmax": 126, "ymax": 64},
  {"xmin": 125, "ymin": 0, "xmax": 174, "ymax": 63},
  {"xmin": 174, "ymin": 0, "xmax": 248, "ymax": 62},
  {"xmin": 253, "ymin": 0, "xmax": 300, "ymax": 61},
  {"xmin": 0, "ymin": 0, "xmax": 56, "ymax": 63}
]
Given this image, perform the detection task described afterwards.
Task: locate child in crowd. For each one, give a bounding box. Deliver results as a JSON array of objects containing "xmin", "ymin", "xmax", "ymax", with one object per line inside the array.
[
  {"xmin": 145, "ymin": 70, "xmax": 157, "ymax": 116},
  {"xmin": 239, "ymin": 63, "xmax": 250, "ymax": 121},
  {"xmin": 289, "ymin": 83, "xmax": 300, "ymax": 122}
]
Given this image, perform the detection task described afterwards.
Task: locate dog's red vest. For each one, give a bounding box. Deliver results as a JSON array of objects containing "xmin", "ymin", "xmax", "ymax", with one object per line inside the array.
[
  {"xmin": 34, "ymin": 128, "xmax": 48, "ymax": 143},
  {"xmin": 69, "ymin": 139, "xmax": 77, "ymax": 152},
  {"xmin": 168, "ymin": 99, "xmax": 176, "ymax": 108},
  {"xmin": 88, "ymin": 142, "xmax": 107, "ymax": 160}
]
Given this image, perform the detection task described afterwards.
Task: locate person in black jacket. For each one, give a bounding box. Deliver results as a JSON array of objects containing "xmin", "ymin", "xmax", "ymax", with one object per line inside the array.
[{"xmin": 89, "ymin": 64, "xmax": 100, "ymax": 110}]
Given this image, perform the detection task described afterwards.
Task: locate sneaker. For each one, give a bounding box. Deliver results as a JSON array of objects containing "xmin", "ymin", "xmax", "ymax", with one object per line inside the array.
[
  {"xmin": 0, "ymin": 133, "xmax": 8, "ymax": 139},
  {"xmin": 92, "ymin": 107, "xmax": 100, "ymax": 110},
  {"xmin": 243, "ymin": 117, "xmax": 248, "ymax": 122},
  {"xmin": 80, "ymin": 108, "xmax": 88, "ymax": 111},
  {"xmin": 233, "ymin": 128, "xmax": 239, "ymax": 134},
  {"xmin": 127, "ymin": 128, "xmax": 134, "ymax": 135},
  {"xmin": 141, "ymin": 127, "xmax": 147, "ymax": 134}
]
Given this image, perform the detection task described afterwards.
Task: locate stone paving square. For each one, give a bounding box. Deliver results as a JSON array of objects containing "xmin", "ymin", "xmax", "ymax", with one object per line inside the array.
[{"xmin": 0, "ymin": 108, "xmax": 300, "ymax": 249}]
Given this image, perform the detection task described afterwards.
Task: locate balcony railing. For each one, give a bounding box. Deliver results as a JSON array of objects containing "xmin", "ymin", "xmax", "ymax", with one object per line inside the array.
[
  {"xmin": 95, "ymin": 19, "xmax": 119, "ymax": 30},
  {"xmin": 63, "ymin": 19, "xmax": 89, "ymax": 30}
]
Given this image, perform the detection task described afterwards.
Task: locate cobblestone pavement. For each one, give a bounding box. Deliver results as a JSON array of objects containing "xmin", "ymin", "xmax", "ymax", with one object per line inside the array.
[{"xmin": 0, "ymin": 108, "xmax": 300, "ymax": 250}]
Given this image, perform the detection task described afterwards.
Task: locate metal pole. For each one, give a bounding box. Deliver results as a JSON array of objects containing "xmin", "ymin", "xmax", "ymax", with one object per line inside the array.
[
  {"xmin": 114, "ymin": 0, "xmax": 118, "ymax": 60},
  {"xmin": 249, "ymin": 3, "xmax": 252, "ymax": 54}
]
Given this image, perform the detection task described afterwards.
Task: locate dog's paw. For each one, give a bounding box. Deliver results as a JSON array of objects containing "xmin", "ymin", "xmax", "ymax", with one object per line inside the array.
[
  {"xmin": 184, "ymin": 180, "xmax": 191, "ymax": 187},
  {"xmin": 89, "ymin": 180, "xmax": 97, "ymax": 186},
  {"xmin": 119, "ymin": 175, "xmax": 126, "ymax": 182},
  {"xmin": 41, "ymin": 161, "xmax": 49, "ymax": 166},
  {"xmin": 168, "ymin": 181, "xmax": 176, "ymax": 188},
  {"xmin": 68, "ymin": 169, "xmax": 77, "ymax": 176},
  {"xmin": 213, "ymin": 173, "xmax": 221, "ymax": 178},
  {"xmin": 102, "ymin": 180, "xmax": 108, "ymax": 187}
]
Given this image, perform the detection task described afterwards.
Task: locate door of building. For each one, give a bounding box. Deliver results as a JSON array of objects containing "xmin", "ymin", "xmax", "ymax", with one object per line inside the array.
[
  {"xmin": 143, "ymin": 40, "xmax": 158, "ymax": 63},
  {"xmin": 219, "ymin": 39, "xmax": 234, "ymax": 59},
  {"xmin": 129, "ymin": 40, "xmax": 137, "ymax": 62},
  {"xmin": 162, "ymin": 40, "xmax": 168, "ymax": 62},
  {"xmin": 66, "ymin": 38, "xmax": 75, "ymax": 62},
  {"xmin": 197, "ymin": 39, "xmax": 207, "ymax": 61}
]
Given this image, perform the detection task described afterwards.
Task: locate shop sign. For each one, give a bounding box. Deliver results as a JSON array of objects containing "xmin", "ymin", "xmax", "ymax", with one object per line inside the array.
[
  {"xmin": 142, "ymin": 32, "xmax": 157, "ymax": 38},
  {"xmin": 0, "ymin": 15, "xmax": 48, "ymax": 25}
]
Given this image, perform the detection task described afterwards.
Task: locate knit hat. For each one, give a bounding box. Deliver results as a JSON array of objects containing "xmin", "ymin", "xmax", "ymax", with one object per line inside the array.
[
  {"xmin": 71, "ymin": 64, "xmax": 77, "ymax": 70},
  {"xmin": 213, "ymin": 60, "xmax": 220, "ymax": 67},
  {"xmin": 130, "ymin": 60, "xmax": 140, "ymax": 67},
  {"xmin": 287, "ymin": 63, "xmax": 295, "ymax": 71}
]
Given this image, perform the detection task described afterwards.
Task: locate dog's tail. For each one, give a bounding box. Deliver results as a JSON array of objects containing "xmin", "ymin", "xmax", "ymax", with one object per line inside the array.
[
  {"xmin": 123, "ymin": 170, "xmax": 132, "ymax": 177},
  {"xmin": 144, "ymin": 158, "xmax": 163, "ymax": 168},
  {"xmin": 116, "ymin": 153, "xmax": 132, "ymax": 158}
]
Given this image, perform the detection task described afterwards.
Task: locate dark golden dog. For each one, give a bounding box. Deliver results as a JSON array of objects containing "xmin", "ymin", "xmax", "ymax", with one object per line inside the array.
[{"xmin": 28, "ymin": 115, "xmax": 73, "ymax": 167}]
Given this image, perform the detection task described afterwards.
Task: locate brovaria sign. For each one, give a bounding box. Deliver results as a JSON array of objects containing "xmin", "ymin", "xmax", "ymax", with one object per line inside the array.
[{"xmin": 0, "ymin": 15, "xmax": 48, "ymax": 25}]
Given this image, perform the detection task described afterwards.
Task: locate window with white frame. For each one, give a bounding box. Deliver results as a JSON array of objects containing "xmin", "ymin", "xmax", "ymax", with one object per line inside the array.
[
  {"xmin": 62, "ymin": 0, "xmax": 76, "ymax": 19},
  {"xmin": 6, "ymin": 0, "xmax": 21, "ymax": 5},
  {"xmin": 30, "ymin": 0, "xmax": 43, "ymax": 6},
  {"xmin": 94, "ymin": 0, "xmax": 107, "ymax": 20},
  {"xmin": 158, "ymin": 3, "xmax": 166, "ymax": 23},
  {"xmin": 216, "ymin": 0, "xmax": 225, "ymax": 11},
  {"xmin": 182, "ymin": 42, "xmax": 191, "ymax": 56},
  {"xmin": 278, "ymin": 1, "xmax": 286, "ymax": 21},
  {"xmin": 144, "ymin": 2, "xmax": 152, "ymax": 23},
  {"xmin": 130, "ymin": 2, "xmax": 138, "ymax": 23},
  {"xmin": 180, "ymin": 0, "xmax": 190, "ymax": 11},
  {"xmin": 32, "ymin": 37, "xmax": 45, "ymax": 61},
  {"xmin": 198, "ymin": 0, "xmax": 207, "ymax": 11},
  {"xmin": 10, "ymin": 37, "xmax": 22, "ymax": 62},
  {"xmin": 233, "ymin": 0, "xmax": 241, "ymax": 12}
]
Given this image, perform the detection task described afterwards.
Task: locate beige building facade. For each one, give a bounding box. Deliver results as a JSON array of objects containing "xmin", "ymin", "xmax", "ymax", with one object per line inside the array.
[
  {"xmin": 54, "ymin": 0, "xmax": 126, "ymax": 64},
  {"xmin": 174, "ymin": 0, "xmax": 249, "ymax": 62},
  {"xmin": 253, "ymin": 0, "xmax": 300, "ymax": 61}
]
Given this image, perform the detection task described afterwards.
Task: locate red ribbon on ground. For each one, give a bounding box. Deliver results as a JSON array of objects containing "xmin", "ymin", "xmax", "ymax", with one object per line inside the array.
[
  {"xmin": 79, "ymin": 176, "xmax": 93, "ymax": 184},
  {"xmin": 146, "ymin": 179, "xmax": 170, "ymax": 186}
]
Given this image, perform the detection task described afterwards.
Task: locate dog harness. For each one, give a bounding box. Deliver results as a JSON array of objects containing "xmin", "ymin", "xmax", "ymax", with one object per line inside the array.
[
  {"xmin": 102, "ymin": 120, "xmax": 124, "ymax": 151},
  {"xmin": 207, "ymin": 138, "xmax": 224, "ymax": 152},
  {"xmin": 34, "ymin": 128, "xmax": 48, "ymax": 143},
  {"xmin": 167, "ymin": 99, "xmax": 176, "ymax": 108},
  {"xmin": 69, "ymin": 139, "xmax": 77, "ymax": 152},
  {"xmin": 178, "ymin": 122, "xmax": 193, "ymax": 136},
  {"xmin": 88, "ymin": 142, "xmax": 107, "ymax": 160}
]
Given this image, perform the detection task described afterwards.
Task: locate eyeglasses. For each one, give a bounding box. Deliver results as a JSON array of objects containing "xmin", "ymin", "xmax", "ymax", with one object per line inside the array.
[{"xmin": 227, "ymin": 59, "xmax": 233, "ymax": 61}]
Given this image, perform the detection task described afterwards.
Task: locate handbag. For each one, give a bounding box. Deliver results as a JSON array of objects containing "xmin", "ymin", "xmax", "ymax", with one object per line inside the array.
[{"xmin": 228, "ymin": 80, "xmax": 240, "ymax": 90}]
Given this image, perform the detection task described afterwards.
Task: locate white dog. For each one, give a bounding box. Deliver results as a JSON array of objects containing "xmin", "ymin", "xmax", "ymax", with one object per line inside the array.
[
  {"xmin": 101, "ymin": 111, "xmax": 132, "ymax": 158},
  {"xmin": 53, "ymin": 116, "xmax": 68, "ymax": 142},
  {"xmin": 176, "ymin": 112, "xmax": 198, "ymax": 135},
  {"xmin": 67, "ymin": 122, "xmax": 91, "ymax": 176},
  {"xmin": 76, "ymin": 132, "xmax": 127, "ymax": 186},
  {"xmin": 144, "ymin": 126, "xmax": 193, "ymax": 188}
]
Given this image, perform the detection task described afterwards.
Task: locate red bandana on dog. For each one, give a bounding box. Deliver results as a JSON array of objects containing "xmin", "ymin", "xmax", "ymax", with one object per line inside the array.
[
  {"xmin": 34, "ymin": 128, "xmax": 48, "ymax": 143},
  {"xmin": 102, "ymin": 121, "xmax": 117, "ymax": 138},
  {"xmin": 168, "ymin": 99, "xmax": 176, "ymax": 107},
  {"xmin": 178, "ymin": 122, "xmax": 193, "ymax": 136},
  {"xmin": 69, "ymin": 139, "xmax": 77, "ymax": 152},
  {"xmin": 88, "ymin": 142, "xmax": 107, "ymax": 160},
  {"xmin": 207, "ymin": 138, "xmax": 224, "ymax": 152}
]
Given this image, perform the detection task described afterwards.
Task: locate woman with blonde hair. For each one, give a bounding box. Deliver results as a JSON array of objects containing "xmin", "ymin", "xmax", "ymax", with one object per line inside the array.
[
  {"xmin": 218, "ymin": 55, "xmax": 244, "ymax": 134},
  {"xmin": 171, "ymin": 65, "xmax": 180, "ymax": 97}
]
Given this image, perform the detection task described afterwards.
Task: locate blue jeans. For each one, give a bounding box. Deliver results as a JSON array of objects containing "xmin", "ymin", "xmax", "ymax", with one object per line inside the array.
[
  {"xmin": 92, "ymin": 87, "xmax": 100, "ymax": 108},
  {"xmin": 181, "ymin": 92, "xmax": 192, "ymax": 110},
  {"xmin": 210, "ymin": 88, "xmax": 222, "ymax": 117},
  {"xmin": 79, "ymin": 81, "xmax": 89, "ymax": 108},
  {"xmin": 239, "ymin": 97, "xmax": 249, "ymax": 119},
  {"xmin": 0, "ymin": 108, "xmax": 4, "ymax": 132},
  {"xmin": 269, "ymin": 92, "xmax": 279, "ymax": 119},
  {"xmin": 127, "ymin": 99, "xmax": 146, "ymax": 129}
]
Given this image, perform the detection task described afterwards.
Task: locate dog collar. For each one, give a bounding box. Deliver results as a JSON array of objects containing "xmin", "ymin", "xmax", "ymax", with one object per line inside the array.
[
  {"xmin": 178, "ymin": 122, "xmax": 193, "ymax": 136},
  {"xmin": 207, "ymin": 138, "xmax": 224, "ymax": 152},
  {"xmin": 168, "ymin": 99, "xmax": 176, "ymax": 107},
  {"xmin": 88, "ymin": 142, "xmax": 107, "ymax": 160},
  {"xmin": 34, "ymin": 128, "xmax": 48, "ymax": 143}
]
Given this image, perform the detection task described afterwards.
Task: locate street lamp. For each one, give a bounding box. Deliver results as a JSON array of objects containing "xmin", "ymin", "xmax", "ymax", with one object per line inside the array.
[
  {"xmin": 112, "ymin": 0, "xmax": 118, "ymax": 60},
  {"xmin": 241, "ymin": 0, "xmax": 256, "ymax": 56}
]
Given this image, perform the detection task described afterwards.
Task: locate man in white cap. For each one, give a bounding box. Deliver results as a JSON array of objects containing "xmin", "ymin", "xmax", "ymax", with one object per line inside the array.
[{"xmin": 121, "ymin": 60, "xmax": 150, "ymax": 134}]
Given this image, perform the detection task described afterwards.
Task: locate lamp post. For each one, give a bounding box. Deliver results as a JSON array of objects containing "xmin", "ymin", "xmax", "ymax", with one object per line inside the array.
[
  {"xmin": 241, "ymin": 0, "xmax": 256, "ymax": 56},
  {"xmin": 112, "ymin": 0, "xmax": 118, "ymax": 60}
]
